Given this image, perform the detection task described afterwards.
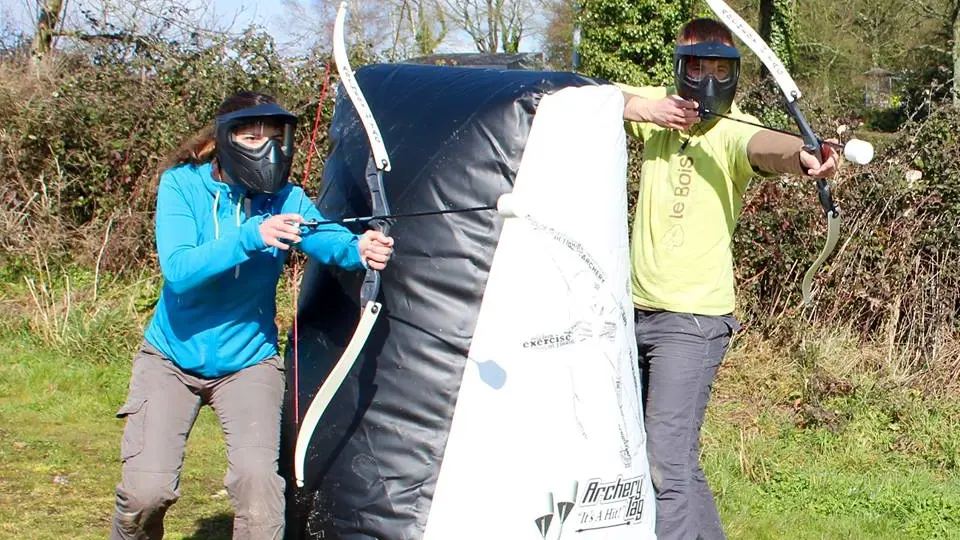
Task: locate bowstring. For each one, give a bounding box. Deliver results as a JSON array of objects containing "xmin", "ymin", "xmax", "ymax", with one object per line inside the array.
[{"xmin": 294, "ymin": 60, "xmax": 332, "ymax": 429}]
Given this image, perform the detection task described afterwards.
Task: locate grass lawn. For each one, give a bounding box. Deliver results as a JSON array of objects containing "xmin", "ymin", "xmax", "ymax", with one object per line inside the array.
[
  {"xmin": 1, "ymin": 276, "xmax": 959, "ymax": 539},
  {"xmin": 0, "ymin": 332, "xmax": 235, "ymax": 540}
]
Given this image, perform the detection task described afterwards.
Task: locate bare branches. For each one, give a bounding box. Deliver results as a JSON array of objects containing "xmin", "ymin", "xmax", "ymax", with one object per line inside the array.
[
  {"xmin": 28, "ymin": 0, "xmax": 249, "ymax": 61},
  {"xmin": 441, "ymin": 0, "xmax": 536, "ymax": 54},
  {"xmin": 274, "ymin": 0, "xmax": 448, "ymax": 59},
  {"xmin": 403, "ymin": 0, "xmax": 447, "ymax": 57},
  {"xmin": 277, "ymin": 0, "xmax": 397, "ymax": 55},
  {"xmin": 538, "ymin": 0, "xmax": 577, "ymax": 69},
  {"xmin": 72, "ymin": 0, "xmax": 238, "ymax": 43},
  {"xmin": 51, "ymin": 29, "xmax": 154, "ymax": 46}
]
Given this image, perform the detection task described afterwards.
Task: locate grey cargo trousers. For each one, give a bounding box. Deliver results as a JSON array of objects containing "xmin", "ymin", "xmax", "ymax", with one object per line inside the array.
[
  {"xmin": 110, "ymin": 341, "xmax": 286, "ymax": 540},
  {"xmin": 635, "ymin": 309, "xmax": 739, "ymax": 540}
]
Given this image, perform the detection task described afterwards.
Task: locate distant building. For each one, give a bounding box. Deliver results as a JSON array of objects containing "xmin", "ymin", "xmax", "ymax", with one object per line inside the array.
[
  {"xmin": 863, "ymin": 67, "xmax": 895, "ymax": 109},
  {"xmin": 403, "ymin": 52, "xmax": 545, "ymax": 71}
]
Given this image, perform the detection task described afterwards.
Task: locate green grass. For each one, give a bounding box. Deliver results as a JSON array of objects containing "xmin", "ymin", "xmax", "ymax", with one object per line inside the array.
[
  {"xmin": 707, "ymin": 343, "xmax": 960, "ymax": 540},
  {"xmin": 0, "ymin": 331, "xmax": 234, "ymax": 539},
  {"xmin": 2, "ymin": 271, "xmax": 960, "ymax": 539},
  {"xmin": 708, "ymin": 407, "xmax": 960, "ymax": 539}
]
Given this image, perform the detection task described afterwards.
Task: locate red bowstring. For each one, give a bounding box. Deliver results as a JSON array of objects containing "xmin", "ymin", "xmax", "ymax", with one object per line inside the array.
[{"xmin": 294, "ymin": 61, "xmax": 332, "ymax": 428}]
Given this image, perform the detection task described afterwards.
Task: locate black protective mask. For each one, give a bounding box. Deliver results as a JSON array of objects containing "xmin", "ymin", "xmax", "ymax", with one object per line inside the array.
[
  {"xmin": 215, "ymin": 103, "xmax": 298, "ymax": 195},
  {"xmin": 673, "ymin": 41, "xmax": 741, "ymax": 119}
]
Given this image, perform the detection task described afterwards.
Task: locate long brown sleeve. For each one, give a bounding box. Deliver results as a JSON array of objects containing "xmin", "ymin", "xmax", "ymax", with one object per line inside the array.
[{"xmin": 746, "ymin": 129, "xmax": 805, "ymax": 176}]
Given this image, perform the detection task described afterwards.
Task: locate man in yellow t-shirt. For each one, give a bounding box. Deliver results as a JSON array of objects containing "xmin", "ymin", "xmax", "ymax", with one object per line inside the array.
[{"xmin": 618, "ymin": 18, "xmax": 839, "ymax": 540}]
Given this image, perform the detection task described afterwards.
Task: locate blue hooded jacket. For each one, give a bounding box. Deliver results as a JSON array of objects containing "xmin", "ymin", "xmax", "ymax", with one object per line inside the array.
[{"xmin": 144, "ymin": 162, "xmax": 364, "ymax": 377}]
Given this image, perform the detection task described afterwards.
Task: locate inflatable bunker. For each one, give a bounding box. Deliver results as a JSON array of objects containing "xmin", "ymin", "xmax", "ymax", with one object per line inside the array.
[{"xmin": 281, "ymin": 63, "xmax": 655, "ymax": 540}]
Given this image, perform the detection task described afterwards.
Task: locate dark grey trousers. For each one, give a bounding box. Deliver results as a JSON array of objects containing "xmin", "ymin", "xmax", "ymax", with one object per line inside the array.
[
  {"xmin": 635, "ymin": 309, "xmax": 739, "ymax": 540},
  {"xmin": 110, "ymin": 341, "xmax": 286, "ymax": 540}
]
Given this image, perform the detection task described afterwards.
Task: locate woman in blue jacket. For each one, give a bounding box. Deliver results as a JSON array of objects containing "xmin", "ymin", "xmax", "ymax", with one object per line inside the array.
[{"xmin": 110, "ymin": 91, "xmax": 394, "ymax": 540}]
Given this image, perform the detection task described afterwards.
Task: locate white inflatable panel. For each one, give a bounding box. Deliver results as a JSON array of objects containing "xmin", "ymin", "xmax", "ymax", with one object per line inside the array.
[{"xmin": 423, "ymin": 85, "xmax": 656, "ymax": 540}]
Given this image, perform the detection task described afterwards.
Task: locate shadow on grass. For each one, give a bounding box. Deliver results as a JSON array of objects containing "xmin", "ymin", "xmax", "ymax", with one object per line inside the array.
[{"xmin": 184, "ymin": 513, "xmax": 232, "ymax": 540}]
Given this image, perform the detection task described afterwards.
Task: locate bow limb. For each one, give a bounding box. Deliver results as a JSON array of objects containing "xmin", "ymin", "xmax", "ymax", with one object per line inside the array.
[
  {"xmin": 331, "ymin": 2, "xmax": 390, "ymax": 172},
  {"xmin": 703, "ymin": 0, "xmax": 823, "ymax": 163},
  {"xmin": 800, "ymin": 210, "xmax": 840, "ymax": 304},
  {"xmin": 705, "ymin": 0, "xmax": 840, "ymax": 304},
  {"xmin": 293, "ymin": 0, "xmax": 392, "ymax": 489}
]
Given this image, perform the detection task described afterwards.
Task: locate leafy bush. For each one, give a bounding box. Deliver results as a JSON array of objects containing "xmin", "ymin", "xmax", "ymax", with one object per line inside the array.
[
  {"xmin": 0, "ymin": 30, "xmax": 340, "ymax": 276},
  {"xmin": 578, "ymin": 0, "xmax": 695, "ymax": 86},
  {"xmin": 733, "ymin": 104, "xmax": 960, "ymax": 383},
  {"xmin": 4, "ymin": 20, "xmax": 960, "ymax": 387},
  {"xmin": 864, "ymin": 106, "xmax": 907, "ymax": 132}
]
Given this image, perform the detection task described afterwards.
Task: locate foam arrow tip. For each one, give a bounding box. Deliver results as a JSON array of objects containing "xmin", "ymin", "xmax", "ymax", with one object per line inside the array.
[
  {"xmin": 843, "ymin": 139, "xmax": 874, "ymax": 165},
  {"xmin": 496, "ymin": 193, "xmax": 527, "ymax": 218}
]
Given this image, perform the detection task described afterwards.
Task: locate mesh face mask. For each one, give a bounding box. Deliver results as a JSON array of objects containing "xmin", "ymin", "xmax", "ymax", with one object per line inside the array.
[
  {"xmin": 215, "ymin": 103, "xmax": 298, "ymax": 194},
  {"xmin": 673, "ymin": 41, "xmax": 741, "ymax": 118}
]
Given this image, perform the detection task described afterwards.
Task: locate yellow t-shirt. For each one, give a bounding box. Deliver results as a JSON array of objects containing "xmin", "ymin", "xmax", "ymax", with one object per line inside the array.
[{"xmin": 618, "ymin": 84, "xmax": 767, "ymax": 316}]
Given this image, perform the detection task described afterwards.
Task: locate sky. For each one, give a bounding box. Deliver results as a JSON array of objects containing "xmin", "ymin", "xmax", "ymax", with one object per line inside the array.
[
  {"xmin": 2, "ymin": 0, "xmax": 543, "ymax": 55},
  {"xmin": 214, "ymin": 0, "xmax": 544, "ymax": 54},
  {"xmin": 213, "ymin": 0, "xmax": 288, "ymax": 39},
  {"xmin": 0, "ymin": 0, "xmax": 287, "ymax": 41}
]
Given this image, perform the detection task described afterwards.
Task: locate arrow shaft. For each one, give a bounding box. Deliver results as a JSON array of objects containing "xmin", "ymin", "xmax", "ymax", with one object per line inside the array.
[{"xmin": 302, "ymin": 204, "xmax": 497, "ymax": 228}]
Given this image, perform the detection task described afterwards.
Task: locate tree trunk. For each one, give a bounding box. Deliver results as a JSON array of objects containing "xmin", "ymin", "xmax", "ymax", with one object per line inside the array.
[
  {"xmin": 30, "ymin": 0, "xmax": 66, "ymax": 62},
  {"xmin": 417, "ymin": 0, "xmax": 447, "ymax": 55},
  {"xmin": 759, "ymin": 0, "xmax": 773, "ymax": 41},
  {"xmin": 486, "ymin": 0, "xmax": 499, "ymax": 53},
  {"xmin": 758, "ymin": 0, "xmax": 795, "ymax": 77}
]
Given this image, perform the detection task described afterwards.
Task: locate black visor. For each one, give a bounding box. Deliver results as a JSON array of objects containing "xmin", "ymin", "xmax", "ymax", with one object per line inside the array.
[
  {"xmin": 215, "ymin": 103, "xmax": 298, "ymax": 194},
  {"xmin": 673, "ymin": 41, "xmax": 741, "ymax": 119}
]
